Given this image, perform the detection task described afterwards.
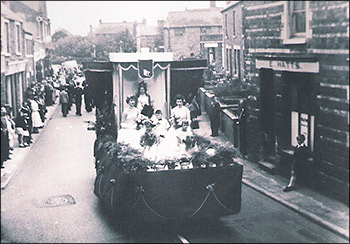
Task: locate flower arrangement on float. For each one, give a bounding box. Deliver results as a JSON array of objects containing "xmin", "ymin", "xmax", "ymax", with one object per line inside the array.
[{"xmin": 95, "ymin": 134, "xmax": 240, "ymax": 175}]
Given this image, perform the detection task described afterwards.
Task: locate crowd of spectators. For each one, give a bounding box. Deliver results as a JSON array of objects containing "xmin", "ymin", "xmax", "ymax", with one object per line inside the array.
[{"xmin": 1, "ymin": 64, "xmax": 91, "ymax": 169}]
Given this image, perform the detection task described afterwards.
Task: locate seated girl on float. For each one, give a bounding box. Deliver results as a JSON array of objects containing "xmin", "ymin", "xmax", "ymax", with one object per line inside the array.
[{"xmin": 118, "ymin": 95, "xmax": 144, "ymax": 149}]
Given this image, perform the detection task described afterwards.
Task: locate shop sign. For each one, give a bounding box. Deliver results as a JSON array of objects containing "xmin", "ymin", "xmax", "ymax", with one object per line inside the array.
[{"xmin": 256, "ymin": 59, "xmax": 319, "ymax": 73}]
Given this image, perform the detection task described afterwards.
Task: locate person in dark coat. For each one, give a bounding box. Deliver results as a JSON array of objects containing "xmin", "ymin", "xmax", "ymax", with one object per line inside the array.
[
  {"xmin": 59, "ymin": 86, "xmax": 69, "ymax": 117},
  {"xmin": 209, "ymin": 97, "xmax": 221, "ymax": 137},
  {"xmin": 283, "ymin": 134, "xmax": 309, "ymax": 192},
  {"xmin": 74, "ymin": 82, "xmax": 84, "ymax": 116},
  {"xmin": 44, "ymin": 81, "xmax": 54, "ymax": 106},
  {"xmin": 82, "ymin": 79, "xmax": 93, "ymax": 112},
  {"xmin": 67, "ymin": 79, "xmax": 76, "ymax": 111},
  {"xmin": 1, "ymin": 107, "xmax": 10, "ymax": 168},
  {"xmin": 21, "ymin": 100, "xmax": 33, "ymax": 146}
]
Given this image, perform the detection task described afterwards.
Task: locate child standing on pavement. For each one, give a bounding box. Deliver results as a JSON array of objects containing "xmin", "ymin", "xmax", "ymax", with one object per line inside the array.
[{"xmin": 283, "ymin": 134, "xmax": 309, "ymax": 192}]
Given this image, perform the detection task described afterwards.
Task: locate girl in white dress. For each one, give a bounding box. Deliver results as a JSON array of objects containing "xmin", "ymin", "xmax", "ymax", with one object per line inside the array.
[{"xmin": 117, "ymin": 95, "xmax": 143, "ymax": 150}]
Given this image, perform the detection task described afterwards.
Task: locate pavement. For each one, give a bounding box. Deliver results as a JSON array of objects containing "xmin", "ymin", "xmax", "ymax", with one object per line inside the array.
[
  {"xmin": 1, "ymin": 105, "xmax": 349, "ymax": 241},
  {"xmin": 194, "ymin": 112, "xmax": 349, "ymax": 241},
  {"xmin": 1, "ymin": 101, "xmax": 59, "ymax": 190}
]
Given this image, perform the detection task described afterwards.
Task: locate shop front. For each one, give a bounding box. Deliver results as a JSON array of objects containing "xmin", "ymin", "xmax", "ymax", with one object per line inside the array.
[{"xmin": 256, "ymin": 56, "xmax": 319, "ymax": 173}]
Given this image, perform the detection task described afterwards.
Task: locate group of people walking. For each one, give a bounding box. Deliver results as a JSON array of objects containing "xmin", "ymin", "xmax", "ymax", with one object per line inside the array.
[
  {"xmin": 117, "ymin": 81, "xmax": 195, "ymax": 161},
  {"xmin": 56, "ymin": 66, "xmax": 93, "ymax": 118}
]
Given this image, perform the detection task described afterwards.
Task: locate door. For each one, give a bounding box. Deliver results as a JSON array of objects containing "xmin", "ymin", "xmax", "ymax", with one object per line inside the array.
[{"xmin": 259, "ymin": 68, "xmax": 275, "ymax": 158}]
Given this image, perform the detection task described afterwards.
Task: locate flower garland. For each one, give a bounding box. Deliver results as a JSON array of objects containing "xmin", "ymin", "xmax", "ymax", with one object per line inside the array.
[{"xmin": 95, "ymin": 134, "xmax": 240, "ymax": 174}]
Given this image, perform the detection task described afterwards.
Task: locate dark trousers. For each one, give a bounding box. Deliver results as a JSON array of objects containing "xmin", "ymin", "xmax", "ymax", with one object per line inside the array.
[
  {"xmin": 1, "ymin": 131, "xmax": 9, "ymax": 165},
  {"xmin": 75, "ymin": 101, "xmax": 82, "ymax": 115},
  {"xmin": 61, "ymin": 103, "xmax": 68, "ymax": 117},
  {"xmin": 84, "ymin": 95, "xmax": 93, "ymax": 112},
  {"xmin": 209, "ymin": 116, "xmax": 219, "ymax": 136}
]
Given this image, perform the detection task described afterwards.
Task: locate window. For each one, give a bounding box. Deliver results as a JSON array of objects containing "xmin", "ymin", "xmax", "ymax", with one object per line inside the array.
[
  {"xmin": 40, "ymin": 21, "xmax": 44, "ymax": 40},
  {"xmin": 224, "ymin": 14, "xmax": 228, "ymax": 37},
  {"xmin": 232, "ymin": 10, "xmax": 236, "ymax": 36},
  {"xmin": 15, "ymin": 23, "xmax": 21, "ymax": 54},
  {"xmin": 291, "ymin": 1, "xmax": 306, "ymax": 36},
  {"xmin": 25, "ymin": 38, "xmax": 33, "ymax": 56},
  {"xmin": 174, "ymin": 28, "xmax": 185, "ymax": 36},
  {"xmin": 282, "ymin": 1, "xmax": 310, "ymax": 44},
  {"xmin": 208, "ymin": 47, "xmax": 216, "ymax": 64},
  {"xmin": 5, "ymin": 21, "xmax": 10, "ymax": 54},
  {"xmin": 234, "ymin": 49, "xmax": 237, "ymax": 75}
]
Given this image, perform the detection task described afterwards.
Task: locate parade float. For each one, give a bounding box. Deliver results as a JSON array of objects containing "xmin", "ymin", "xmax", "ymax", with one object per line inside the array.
[{"xmin": 83, "ymin": 49, "xmax": 243, "ymax": 222}]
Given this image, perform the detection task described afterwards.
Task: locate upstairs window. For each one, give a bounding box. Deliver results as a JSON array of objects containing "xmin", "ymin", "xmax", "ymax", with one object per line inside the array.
[
  {"xmin": 282, "ymin": 1, "xmax": 310, "ymax": 44},
  {"xmin": 291, "ymin": 1, "xmax": 306, "ymax": 36},
  {"xmin": 5, "ymin": 21, "xmax": 10, "ymax": 54},
  {"xmin": 232, "ymin": 10, "xmax": 236, "ymax": 36},
  {"xmin": 15, "ymin": 23, "xmax": 21, "ymax": 54},
  {"xmin": 224, "ymin": 14, "xmax": 228, "ymax": 37},
  {"xmin": 40, "ymin": 21, "xmax": 44, "ymax": 40}
]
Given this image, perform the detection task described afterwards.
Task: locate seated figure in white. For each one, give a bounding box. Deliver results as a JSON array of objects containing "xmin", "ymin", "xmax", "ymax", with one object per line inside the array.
[
  {"xmin": 117, "ymin": 95, "xmax": 143, "ymax": 150},
  {"xmin": 151, "ymin": 109, "xmax": 170, "ymax": 144},
  {"xmin": 175, "ymin": 121, "xmax": 197, "ymax": 158}
]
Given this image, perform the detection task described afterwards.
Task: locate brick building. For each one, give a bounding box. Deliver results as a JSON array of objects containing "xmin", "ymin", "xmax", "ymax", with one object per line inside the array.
[
  {"xmin": 223, "ymin": 1, "xmax": 349, "ymax": 202},
  {"xmin": 221, "ymin": 1, "xmax": 245, "ymax": 80},
  {"xmin": 89, "ymin": 18, "xmax": 164, "ymax": 52},
  {"xmin": 1, "ymin": 1, "xmax": 52, "ymax": 116},
  {"xmin": 163, "ymin": 1, "xmax": 223, "ymax": 71}
]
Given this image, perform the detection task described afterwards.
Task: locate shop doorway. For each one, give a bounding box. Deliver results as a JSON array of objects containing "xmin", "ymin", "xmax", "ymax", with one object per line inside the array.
[
  {"xmin": 282, "ymin": 72, "xmax": 316, "ymax": 151},
  {"xmin": 260, "ymin": 68, "xmax": 275, "ymax": 158}
]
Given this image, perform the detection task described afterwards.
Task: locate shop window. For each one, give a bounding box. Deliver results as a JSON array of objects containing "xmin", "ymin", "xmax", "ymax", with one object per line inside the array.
[
  {"xmin": 208, "ymin": 47, "xmax": 216, "ymax": 64},
  {"xmin": 283, "ymin": 72, "xmax": 315, "ymax": 151}
]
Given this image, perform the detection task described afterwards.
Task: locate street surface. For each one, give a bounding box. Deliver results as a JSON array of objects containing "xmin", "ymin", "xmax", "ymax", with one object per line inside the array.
[{"xmin": 1, "ymin": 105, "xmax": 347, "ymax": 243}]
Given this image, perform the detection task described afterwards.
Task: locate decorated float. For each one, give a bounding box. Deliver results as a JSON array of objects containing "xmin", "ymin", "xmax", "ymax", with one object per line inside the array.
[{"xmin": 83, "ymin": 49, "xmax": 243, "ymax": 222}]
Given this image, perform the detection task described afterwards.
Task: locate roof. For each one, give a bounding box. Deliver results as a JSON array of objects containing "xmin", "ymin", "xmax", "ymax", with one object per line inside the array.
[
  {"xmin": 221, "ymin": 1, "xmax": 241, "ymax": 13},
  {"xmin": 165, "ymin": 7, "xmax": 223, "ymax": 28},
  {"xmin": 94, "ymin": 21, "xmax": 136, "ymax": 35},
  {"xmin": 1, "ymin": 2, "xmax": 24, "ymax": 22},
  {"xmin": 138, "ymin": 24, "xmax": 159, "ymax": 36}
]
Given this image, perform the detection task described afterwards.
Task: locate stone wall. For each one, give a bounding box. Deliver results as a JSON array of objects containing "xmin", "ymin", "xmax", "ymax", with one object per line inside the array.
[{"xmin": 242, "ymin": 1, "xmax": 349, "ymax": 203}]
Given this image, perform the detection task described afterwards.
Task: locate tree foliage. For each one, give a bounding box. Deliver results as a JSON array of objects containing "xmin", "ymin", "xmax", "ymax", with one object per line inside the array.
[
  {"xmin": 52, "ymin": 29, "xmax": 71, "ymax": 43},
  {"xmin": 52, "ymin": 29, "xmax": 137, "ymax": 60}
]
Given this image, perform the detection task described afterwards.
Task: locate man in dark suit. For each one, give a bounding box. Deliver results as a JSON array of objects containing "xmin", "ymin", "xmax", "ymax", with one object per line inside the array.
[
  {"xmin": 209, "ymin": 97, "xmax": 221, "ymax": 137},
  {"xmin": 74, "ymin": 82, "xmax": 84, "ymax": 116},
  {"xmin": 283, "ymin": 134, "xmax": 308, "ymax": 192}
]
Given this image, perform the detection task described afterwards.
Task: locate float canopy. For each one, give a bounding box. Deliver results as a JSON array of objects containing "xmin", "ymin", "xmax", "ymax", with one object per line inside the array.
[{"xmin": 109, "ymin": 48, "xmax": 173, "ymax": 63}]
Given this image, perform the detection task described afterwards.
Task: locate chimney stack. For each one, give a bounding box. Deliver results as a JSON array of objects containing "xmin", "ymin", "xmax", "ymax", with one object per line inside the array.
[{"xmin": 210, "ymin": 1, "xmax": 216, "ymax": 8}]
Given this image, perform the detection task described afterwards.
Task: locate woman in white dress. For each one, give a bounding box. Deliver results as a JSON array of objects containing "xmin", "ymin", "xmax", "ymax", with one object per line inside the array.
[
  {"xmin": 170, "ymin": 94, "xmax": 191, "ymax": 129},
  {"xmin": 157, "ymin": 94, "xmax": 192, "ymax": 160},
  {"xmin": 117, "ymin": 95, "xmax": 143, "ymax": 150},
  {"xmin": 30, "ymin": 96, "xmax": 44, "ymax": 133}
]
